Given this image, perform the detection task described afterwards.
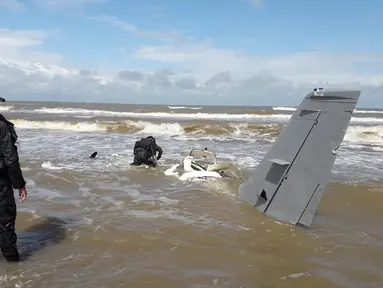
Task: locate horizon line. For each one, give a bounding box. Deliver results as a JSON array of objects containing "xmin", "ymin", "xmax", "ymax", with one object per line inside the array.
[{"xmin": 2, "ymin": 99, "xmax": 380, "ymax": 110}]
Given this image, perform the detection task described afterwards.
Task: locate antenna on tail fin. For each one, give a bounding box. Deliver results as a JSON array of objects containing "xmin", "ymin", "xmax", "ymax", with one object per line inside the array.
[{"xmin": 239, "ymin": 88, "xmax": 361, "ymax": 227}]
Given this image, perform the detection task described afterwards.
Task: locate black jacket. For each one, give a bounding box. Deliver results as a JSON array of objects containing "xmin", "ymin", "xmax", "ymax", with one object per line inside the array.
[
  {"xmin": 133, "ymin": 138, "xmax": 163, "ymax": 160},
  {"xmin": 0, "ymin": 120, "xmax": 26, "ymax": 189}
]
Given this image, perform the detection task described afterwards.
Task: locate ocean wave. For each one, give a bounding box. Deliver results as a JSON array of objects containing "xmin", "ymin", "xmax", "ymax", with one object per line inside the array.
[
  {"xmin": 19, "ymin": 107, "xmax": 382, "ymax": 125},
  {"xmin": 354, "ymin": 109, "xmax": 383, "ymax": 114},
  {"xmin": 11, "ymin": 119, "xmax": 383, "ymax": 145},
  {"xmin": 0, "ymin": 105, "xmax": 14, "ymax": 111},
  {"xmin": 273, "ymin": 106, "xmax": 383, "ymax": 114},
  {"xmin": 4, "ymin": 105, "xmax": 383, "ymax": 118},
  {"xmin": 31, "ymin": 107, "xmax": 289, "ymax": 121},
  {"xmin": 168, "ymin": 106, "xmax": 202, "ymax": 110},
  {"xmin": 13, "ymin": 119, "xmax": 102, "ymax": 132},
  {"xmin": 12, "ymin": 119, "xmax": 282, "ymax": 137},
  {"xmin": 344, "ymin": 126, "xmax": 383, "ymax": 144},
  {"xmin": 272, "ymin": 106, "xmax": 296, "ymax": 111}
]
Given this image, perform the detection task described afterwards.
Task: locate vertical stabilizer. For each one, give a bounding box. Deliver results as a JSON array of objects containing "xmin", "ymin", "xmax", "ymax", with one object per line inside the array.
[{"xmin": 239, "ymin": 88, "xmax": 361, "ymax": 227}]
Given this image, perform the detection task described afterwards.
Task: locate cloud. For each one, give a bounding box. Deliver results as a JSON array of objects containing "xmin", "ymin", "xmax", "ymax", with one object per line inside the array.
[
  {"xmin": 205, "ymin": 71, "xmax": 232, "ymax": 87},
  {"xmin": 133, "ymin": 42, "xmax": 383, "ymax": 87},
  {"xmin": 0, "ymin": 28, "xmax": 382, "ymax": 107},
  {"xmin": 89, "ymin": 14, "xmax": 188, "ymax": 44},
  {"xmin": 0, "ymin": 29, "xmax": 62, "ymax": 63},
  {"xmin": 118, "ymin": 70, "xmax": 145, "ymax": 82},
  {"xmin": 38, "ymin": 0, "xmax": 109, "ymax": 10},
  {"xmin": 175, "ymin": 77, "xmax": 197, "ymax": 90},
  {"xmin": 0, "ymin": 0, "xmax": 24, "ymax": 10},
  {"xmin": 88, "ymin": 15, "xmax": 137, "ymax": 32}
]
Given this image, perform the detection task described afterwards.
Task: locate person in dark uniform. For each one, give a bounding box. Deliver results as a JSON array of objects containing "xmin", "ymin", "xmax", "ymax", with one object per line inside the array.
[
  {"xmin": 0, "ymin": 114, "xmax": 27, "ymax": 262},
  {"xmin": 130, "ymin": 136, "xmax": 163, "ymax": 167}
]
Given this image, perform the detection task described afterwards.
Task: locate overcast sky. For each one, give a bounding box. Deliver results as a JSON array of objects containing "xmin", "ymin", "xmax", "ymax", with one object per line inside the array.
[{"xmin": 0, "ymin": 0, "xmax": 382, "ymax": 107}]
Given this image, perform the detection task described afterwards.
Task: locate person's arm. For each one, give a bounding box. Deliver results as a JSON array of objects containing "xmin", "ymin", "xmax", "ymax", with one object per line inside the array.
[
  {"xmin": 0, "ymin": 122, "xmax": 26, "ymax": 189},
  {"xmin": 133, "ymin": 141, "xmax": 140, "ymax": 155},
  {"xmin": 156, "ymin": 145, "xmax": 163, "ymax": 160}
]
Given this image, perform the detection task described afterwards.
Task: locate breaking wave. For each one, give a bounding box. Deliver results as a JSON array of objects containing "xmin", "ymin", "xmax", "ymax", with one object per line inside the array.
[
  {"xmin": 272, "ymin": 106, "xmax": 296, "ymax": 111},
  {"xmin": 11, "ymin": 119, "xmax": 383, "ymax": 145},
  {"xmin": 354, "ymin": 109, "xmax": 383, "ymax": 114},
  {"xmin": 4, "ymin": 105, "xmax": 383, "ymax": 118},
  {"xmin": 272, "ymin": 106, "xmax": 383, "ymax": 114},
  {"xmin": 344, "ymin": 126, "xmax": 383, "ymax": 144},
  {"xmin": 12, "ymin": 119, "xmax": 282, "ymax": 137},
  {"xmin": 31, "ymin": 107, "xmax": 288, "ymax": 122},
  {"xmin": 168, "ymin": 106, "xmax": 202, "ymax": 110},
  {"xmin": 9, "ymin": 107, "xmax": 378, "ymax": 125}
]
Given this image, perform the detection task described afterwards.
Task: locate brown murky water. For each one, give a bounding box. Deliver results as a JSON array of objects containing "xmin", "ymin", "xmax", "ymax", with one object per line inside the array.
[{"xmin": 0, "ymin": 102, "xmax": 382, "ymax": 287}]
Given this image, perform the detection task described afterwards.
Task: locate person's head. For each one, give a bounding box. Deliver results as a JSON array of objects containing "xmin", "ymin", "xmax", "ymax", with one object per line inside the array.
[{"xmin": 146, "ymin": 136, "xmax": 156, "ymax": 144}]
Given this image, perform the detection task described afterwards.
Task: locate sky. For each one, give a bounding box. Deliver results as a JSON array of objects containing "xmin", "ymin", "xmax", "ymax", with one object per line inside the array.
[{"xmin": 0, "ymin": 0, "xmax": 383, "ymax": 107}]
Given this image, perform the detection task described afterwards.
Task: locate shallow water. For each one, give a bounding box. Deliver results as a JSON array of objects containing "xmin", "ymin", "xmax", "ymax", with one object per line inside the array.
[{"xmin": 0, "ymin": 102, "xmax": 382, "ymax": 287}]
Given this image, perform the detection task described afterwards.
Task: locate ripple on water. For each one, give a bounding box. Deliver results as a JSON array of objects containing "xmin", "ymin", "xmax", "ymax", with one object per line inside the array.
[{"xmin": 3, "ymin": 123, "xmax": 382, "ymax": 287}]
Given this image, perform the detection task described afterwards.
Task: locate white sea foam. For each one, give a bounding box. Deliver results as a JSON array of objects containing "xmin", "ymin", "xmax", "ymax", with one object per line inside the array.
[
  {"xmin": 32, "ymin": 107, "xmax": 291, "ymax": 121},
  {"xmin": 273, "ymin": 106, "xmax": 383, "ymax": 114},
  {"xmin": 13, "ymin": 119, "xmax": 102, "ymax": 132},
  {"xmin": 26, "ymin": 107, "xmax": 383, "ymax": 126},
  {"xmin": 272, "ymin": 106, "xmax": 296, "ymax": 111},
  {"xmin": 343, "ymin": 126, "xmax": 383, "ymax": 144},
  {"xmin": 41, "ymin": 161, "xmax": 64, "ymax": 170},
  {"xmin": 0, "ymin": 105, "xmax": 13, "ymax": 111},
  {"xmin": 11, "ymin": 119, "xmax": 383, "ymax": 146},
  {"xmin": 168, "ymin": 106, "xmax": 202, "ymax": 110},
  {"xmin": 354, "ymin": 109, "xmax": 383, "ymax": 114}
]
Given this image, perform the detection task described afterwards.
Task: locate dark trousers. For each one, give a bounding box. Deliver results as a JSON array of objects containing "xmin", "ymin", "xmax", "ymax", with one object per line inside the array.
[{"xmin": 0, "ymin": 175, "xmax": 19, "ymax": 262}]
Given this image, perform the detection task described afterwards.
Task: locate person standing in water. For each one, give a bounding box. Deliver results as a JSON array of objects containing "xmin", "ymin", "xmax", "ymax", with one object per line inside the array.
[{"xmin": 0, "ymin": 114, "xmax": 27, "ymax": 262}]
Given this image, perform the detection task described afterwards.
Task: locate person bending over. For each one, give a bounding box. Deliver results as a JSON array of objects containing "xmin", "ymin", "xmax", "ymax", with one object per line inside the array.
[
  {"xmin": 0, "ymin": 114, "xmax": 27, "ymax": 262},
  {"xmin": 131, "ymin": 136, "xmax": 163, "ymax": 167}
]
